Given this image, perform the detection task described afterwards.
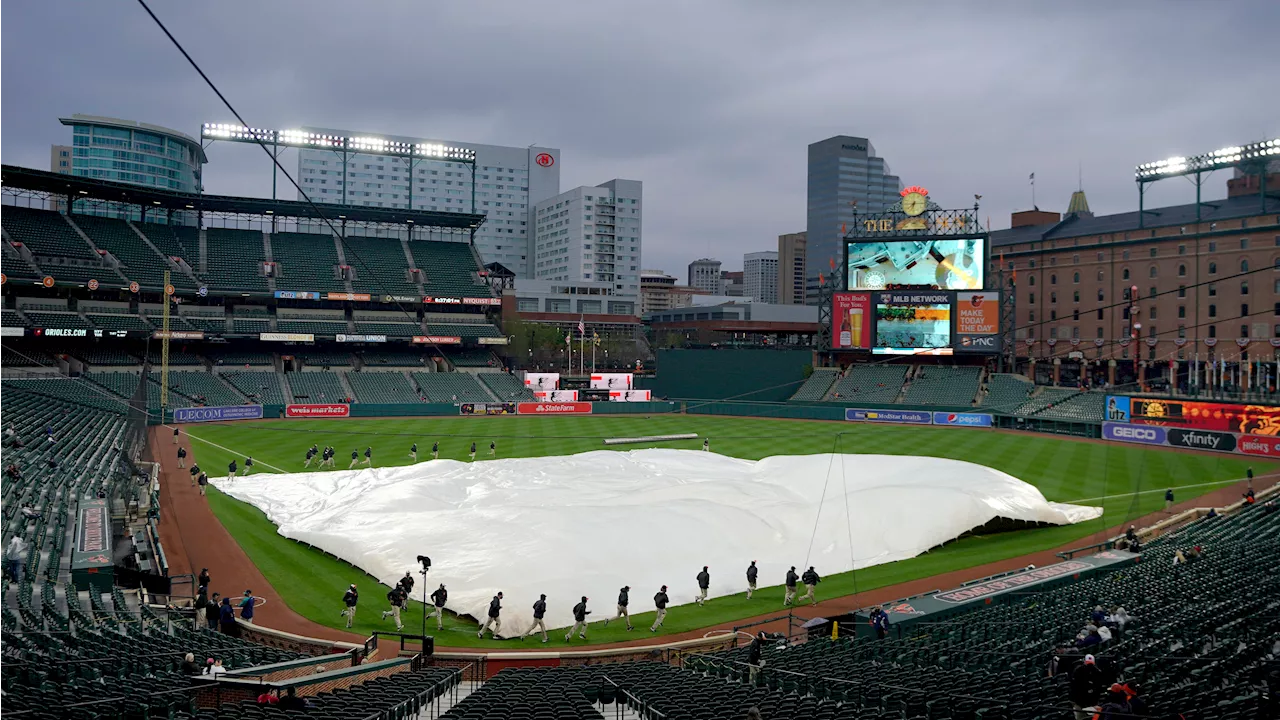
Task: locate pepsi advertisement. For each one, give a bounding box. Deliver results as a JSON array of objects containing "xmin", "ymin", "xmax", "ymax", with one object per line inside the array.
[{"xmin": 932, "ymin": 411, "xmax": 994, "ymax": 428}]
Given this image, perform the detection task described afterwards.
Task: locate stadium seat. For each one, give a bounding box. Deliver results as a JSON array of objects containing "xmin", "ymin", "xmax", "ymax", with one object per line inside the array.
[
  {"xmin": 899, "ymin": 366, "xmax": 982, "ymax": 407},
  {"xmin": 411, "ymin": 372, "xmax": 495, "ymax": 402},
  {"xmin": 346, "ymin": 371, "xmax": 421, "ymax": 404},
  {"xmin": 269, "ymin": 232, "xmax": 347, "ymax": 292},
  {"xmin": 478, "ymin": 372, "xmax": 535, "ymax": 401},
  {"xmin": 408, "ymin": 241, "xmax": 493, "ymax": 298},
  {"xmin": 70, "ymin": 214, "xmax": 196, "ymax": 290},
  {"xmin": 201, "ymin": 228, "xmax": 268, "ymax": 292},
  {"xmin": 220, "ymin": 370, "xmax": 287, "ymax": 405},
  {"xmin": 286, "ymin": 371, "xmax": 349, "ymax": 403},
  {"xmin": 826, "ymin": 364, "xmax": 910, "ymax": 404},
  {"xmin": 789, "ymin": 367, "xmax": 841, "ymax": 402},
  {"xmin": 344, "ymin": 235, "xmax": 422, "ymax": 295}
]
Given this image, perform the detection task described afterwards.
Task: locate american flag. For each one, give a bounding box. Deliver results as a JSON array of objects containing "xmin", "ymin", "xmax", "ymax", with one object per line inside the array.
[{"xmin": 578, "ymin": 317, "xmax": 585, "ymax": 336}]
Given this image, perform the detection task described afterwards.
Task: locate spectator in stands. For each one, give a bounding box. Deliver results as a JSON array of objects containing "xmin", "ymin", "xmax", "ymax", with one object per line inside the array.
[
  {"xmin": 1076, "ymin": 627, "xmax": 1102, "ymax": 649},
  {"xmin": 426, "ymin": 583, "xmax": 447, "ymax": 630},
  {"xmin": 177, "ymin": 446, "xmax": 187, "ymax": 469},
  {"xmin": 695, "ymin": 566, "xmax": 711, "ymax": 606},
  {"xmin": 650, "ymin": 585, "xmax": 669, "ymax": 632},
  {"xmin": 218, "ymin": 597, "xmax": 238, "ymax": 636},
  {"xmin": 1069, "ymin": 654, "xmax": 1103, "ymax": 720},
  {"xmin": 239, "ymin": 590, "xmax": 255, "ymax": 624},
  {"xmin": 1265, "ymin": 500, "xmax": 1277, "ymax": 515},
  {"xmin": 566, "ymin": 596, "xmax": 591, "ymax": 641},
  {"xmin": 194, "ymin": 585, "xmax": 209, "ymax": 628},
  {"xmin": 1165, "ymin": 488, "xmax": 1175, "ymax": 513},
  {"xmin": 1173, "ymin": 549, "xmax": 1188, "ymax": 566},
  {"xmin": 5, "ymin": 464, "xmax": 20, "ymax": 482},
  {"xmin": 20, "ymin": 506, "xmax": 41, "ymax": 521},
  {"xmin": 6, "ymin": 534, "xmax": 26, "ymax": 584},
  {"xmin": 206, "ymin": 592, "xmax": 221, "ymax": 630},
  {"xmin": 478, "ymin": 591, "xmax": 503, "ymax": 638},
  {"xmin": 199, "ymin": 568, "xmax": 210, "ymax": 588},
  {"xmin": 181, "ymin": 653, "xmax": 200, "ymax": 675},
  {"xmin": 523, "ymin": 594, "xmax": 549, "ymax": 642},
  {"xmin": 870, "ymin": 606, "xmax": 891, "ymax": 640},
  {"xmin": 1089, "ymin": 683, "xmax": 1131, "ymax": 719},
  {"xmin": 205, "ymin": 658, "xmax": 226, "ymax": 677},
  {"xmin": 799, "ymin": 566, "xmax": 821, "ymax": 605},
  {"xmin": 256, "ymin": 689, "xmax": 279, "ymax": 705},
  {"xmin": 1107, "ymin": 606, "xmax": 1132, "ymax": 634},
  {"xmin": 278, "ymin": 688, "xmax": 308, "ymax": 710},
  {"xmin": 3, "ymin": 423, "xmax": 14, "ymax": 444},
  {"xmin": 783, "ymin": 566, "xmax": 799, "ymax": 606},
  {"xmin": 1244, "ymin": 488, "xmax": 1256, "ymax": 505},
  {"xmin": 341, "ymin": 584, "xmax": 359, "ymax": 628},
  {"xmin": 1124, "ymin": 526, "xmax": 1138, "ymax": 545},
  {"xmin": 745, "ymin": 561, "xmax": 758, "ymax": 599},
  {"xmin": 1188, "ymin": 545, "xmax": 1203, "ymax": 562}
]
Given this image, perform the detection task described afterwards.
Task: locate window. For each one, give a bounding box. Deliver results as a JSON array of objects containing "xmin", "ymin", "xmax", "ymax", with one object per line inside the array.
[
  {"xmin": 1050, "ymin": 310, "xmax": 1057, "ymax": 321},
  {"xmin": 1096, "ymin": 327, "xmax": 1104, "ymax": 339},
  {"xmin": 1209, "ymin": 304, "xmax": 1217, "ymax": 318},
  {"xmin": 1209, "ymin": 241, "xmax": 1217, "ymax": 252},
  {"xmin": 1242, "ymin": 304, "xmax": 1249, "ymax": 317},
  {"xmin": 1208, "ymin": 325, "xmax": 1217, "ymax": 338},
  {"xmin": 1149, "ymin": 306, "xmax": 1157, "ymax": 319},
  {"xmin": 1073, "ymin": 254, "xmax": 1080, "ymax": 264},
  {"xmin": 1122, "ymin": 250, "xmax": 1130, "ymax": 260},
  {"xmin": 1097, "ymin": 309, "xmax": 1104, "ymax": 320},
  {"xmin": 1028, "ymin": 275, "xmax": 1035, "ymax": 286},
  {"xmin": 1028, "ymin": 310, "xmax": 1036, "ymax": 322},
  {"xmin": 1149, "ymin": 287, "xmax": 1157, "ymax": 298},
  {"xmin": 1241, "ymin": 259, "xmax": 1249, "ymax": 272},
  {"xmin": 1097, "ymin": 252, "xmax": 1104, "ymax": 261},
  {"xmin": 1097, "ymin": 289, "xmax": 1105, "ymax": 301},
  {"xmin": 1148, "ymin": 325, "xmax": 1157, "ymax": 338},
  {"xmin": 1073, "ymin": 272, "xmax": 1080, "ymax": 283},
  {"xmin": 1123, "ymin": 268, "xmax": 1130, "ymax": 280},
  {"xmin": 1178, "ymin": 244, "xmax": 1187, "ymax": 255},
  {"xmin": 1029, "ymin": 292, "xmax": 1035, "ymax": 305},
  {"xmin": 1241, "ymin": 238, "xmax": 1249, "ymax": 249},
  {"xmin": 1179, "ymin": 305, "xmax": 1186, "ymax": 319},
  {"xmin": 1050, "ymin": 292, "xmax": 1057, "ymax": 304},
  {"xmin": 1073, "ymin": 310, "xmax": 1080, "ymax": 321},
  {"xmin": 1149, "ymin": 265, "xmax": 1158, "ymax": 278},
  {"xmin": 1073, "ymin": 290, "xmax": 1080, "ymax": 303},
  {"xmin": 1072, "ymin": 326, "xmax": 1080, "ymax": 339},
  {"xmin": 1123, "ymin": 287, "xmax": 1132, "ymax": 300},
  {"xmin": 1049, "ymin": 326, "xmax": 1058, "ymax": 339},
  {"xmin": 1241, "ymin": 324, "xmax": 1250, "ymax": 338},
  {"xmin": 1178, "ymin": 264, "xmax": 1186, "ymax": 276},
  {"xmin": 1242, "ymin": 281, "xmax": 1250, "ymax": 294},
  {"xmin": 1050, "ymin": 274, "xmax": 1057, "ymax": 285},
  {"xmin": 1178, "ymin": 285, "xmax": 1187, "ymax": 298},
  {"xmin": 1149, "ymin": 247, "xmax": 1158, "ymax": 257},
  {"xmin": 1097, "ymin": 270, "xmax": 1104, "ymax": 281},
  {"xmin": 1209, "ymin": 283, "xmax": 1217, "ymax": 296},
  {"xmin": 1029, "ymin": 260, "xmax": 1036, "ymax": 268},
  {"xmin": 1178, "ymin": 325, "xmax": 1186, "ymax": 339}
]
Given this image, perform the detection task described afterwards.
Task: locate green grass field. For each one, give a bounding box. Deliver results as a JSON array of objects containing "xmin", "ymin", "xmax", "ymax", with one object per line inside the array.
[{"xmin": 186, "ymin": 415, "xmax": 1266, "ymax": 648}]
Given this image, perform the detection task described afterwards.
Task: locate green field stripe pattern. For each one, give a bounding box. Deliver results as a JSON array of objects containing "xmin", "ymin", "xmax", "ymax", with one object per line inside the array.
[{"xmin": 188, "ymin": 416, "xmax": 1268, "ymax": 648}]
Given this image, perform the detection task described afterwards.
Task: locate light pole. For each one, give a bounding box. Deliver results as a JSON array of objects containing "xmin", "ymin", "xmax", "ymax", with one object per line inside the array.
[{"xmin": 416, "ymin": 555, "xmax": 431, "ymax": 642}]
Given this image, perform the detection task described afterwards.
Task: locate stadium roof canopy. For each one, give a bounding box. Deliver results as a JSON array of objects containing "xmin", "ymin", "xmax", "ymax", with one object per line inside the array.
[{"xmin": 0, "ymin": 165, "xmax": 486, "ymax": 230}]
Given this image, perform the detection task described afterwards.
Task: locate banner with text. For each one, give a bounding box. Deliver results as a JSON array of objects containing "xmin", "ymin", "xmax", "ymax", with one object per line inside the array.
[
  {"xmin": 845, "ymin": 408, "xmax": 933, "ymax": 425},
  {"xmin": 954, "ymin": 291, "xmax": 1001, "ymax": 354},
  {"xmin": 336, "ymin": 334, "xmax": 387, "ymax": 343},
  {"xmin": 459, "ymin": 402, "xmax": 517, "ymax": 415},
  {"xmin": 411, "ymin": 336, "xmax": 461, "ymax": 345},
  {"xmin": 260, "ymin": 332, "xmax": 315, "ymax": 342},
  {"xmin": 931, "ymin": 411, "xmax": 994, "ymax": 427},
  {"xmin": 517, "ymin": 402, "xmax": 593, "ymax": 415},
  {"xmin": 174, "ymin": 405, "xmax": 264, "ymax": 423},
  {"xmin": 285, "ymin": 403, "xmax": 350, "ymax": 418},
  {"xmin": 1106, "ymin": 395, "xmax": 1280, "ymax": 435},
  {"xmin": 590, "ymin": 373, "xmax": 634, "ymax": 390},
  {"xmin": 832, "ymin": 292, "xmax": 872, "ymax": 350}
]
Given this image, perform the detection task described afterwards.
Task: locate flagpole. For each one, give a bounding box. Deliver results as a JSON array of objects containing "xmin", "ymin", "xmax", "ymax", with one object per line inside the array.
[{"xmin": 566, "ymin": 333, "xmax": 572, "ymax": 373}]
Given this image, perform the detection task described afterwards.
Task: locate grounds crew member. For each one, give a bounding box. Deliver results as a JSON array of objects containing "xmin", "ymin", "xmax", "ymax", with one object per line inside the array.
[
  {"xmin": 381, "ymin": 585, "xmax": 405, "ymax": 630},
  {"xmin": 469, "ymin": 442, "xmax": 477, "ymax": 461},
  {"xmin": 341, "ymin": 584, "xmax": 359, "ymax": 628},
  {"xmin": 227, "ymin": 459, "xmax": 237, "ymax": 481},
  {"xmin": 869, "ymin": 606, "xmax": 891, "ymax": 640},
  {"xmin": 432, "ymin": 441, "xmax": 439, "ymax": 459},
  {"xmin": 703, "ymin": 438, "xmax": 710, "ymax": 452},
  {"xmin": 363, "ymin": 446, "xmax": 373, "ymax": 466},
  {"xmin": 566, "ymin": 596, "xmax": 591, "ymax": 641},
  {"xmin": 426, "ymin": 584, "xmax": 448, "ymax": 629},
  {"xmin": 173, "ymin": 426, "xmax": 180, "ymax": 444},
  {"xmin": 650, "ymin": 585, "xmax": 669, "ymax": 632},
  {"xmin": 784, "ymin": 566, "xmax": 799, "ymax": 606},
  {"xmin": 489, "ymin": 440, "xmax": 496, "ymax": 457},
  {"xmin": 695, "ymin": 565, "xmax": 710, "ymax": 605},
  {"xmin": 242, "ymin": 456, "xmax": 253, "ymax": 476},
  {"xmin": 189, "ymin": 464, "xmax": 200, "ymax": 486},
  {"xmin": 304, "ymin": 446, "xmax": 316, "ymax": 468},
  {"xmin": 349, "ymin": 449, "xmax": 360, "ymax": 469},
  {"xmin": 177, "ymin": 446, "xmax": 187, "ymax": 469},
  {"xmin": 398, "ymin": 571, "xmax": 415, "ymax": 599},
  {"xmin": 410, "ymin": 443, "xmax": 417, "ymax": 461},
  {"xmin": 799, "ymin": 566, "xmax": 821, "ymax": 605},
  {"xmin": 1165, "ymin": 488, "xmax": 1175, "ymax": 513},
  {"xmin": 523, "ymin": 594, "xmax": 549, "ymax": 642},
  {"xmin": 604, "ymin": 585, "xmax": 633, "ymax": 630},
  {"xmin": 478, "ymin": 592, "xmax": 503, "ymax": 638},
  {"xmin": 746, "ymin": 561, "xmax": 758, "ymax": 599}
]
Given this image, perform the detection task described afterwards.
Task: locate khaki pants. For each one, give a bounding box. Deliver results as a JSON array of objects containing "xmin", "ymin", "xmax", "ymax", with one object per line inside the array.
[
  {"xmin": 410, "ymin": 452, "xmax": 417, "ymax": 461},
  {"xmin": 426, "ymin": 606, "xmax": 444, "ymax": 629},
  {"xmin": 178, "ymin": 457, "xmax": 185, "ymax": 468},
  {"xmin": 382, "ymin": 605, "xmax": 402, "ymax": 629},
  {"xmin": 696, "ymin": 587, "xmax": 708, "ymax": 605},
  {"xmin": 432, "ymin": 450, "xmax": 439, "ymax": 459},
  {"xmin": 342, "ymin": 606, "xmax": 356, "ymax": 628},
  {"xmin": 650, "ymin": 608, "xmax": 666, "ymax": 631},
  {"xmin": 800, "ymin": 583, "xmax": 816, "ymax": 604},
  {"xmin": 749, "ymin": 663, "xmax": 761, "ymax": 685},
  {"xmin": 304, "ymin": 457, "xmax": 313, "ymax": 467},
  {"xmin": 479, "ymin": 616, "xmax": 501, "ymax": 637},
  {"xmin": 567, "ymin": 620, "xmax": 587, "ymax": 639},
  {"xmin": 784, "ymin": 586, "xmax": 796, "ymax": 605},
  {"xmin": 241, "ymin": 467, "xmax": 249, "ymax": 476},
  {"xmin": 525, "ymin": 617, "xmax": 547, "ymax": 641},
  {"xmin": 747, "ymin": 582, "xmax": 756, "ymax": 599},
  {"xmin": 608, "ymin": 604, "xmax": 631, "ymax": 627},
  {"xmin": 195, "ymin": 607, "xmax": 206, "ymax": 628}
]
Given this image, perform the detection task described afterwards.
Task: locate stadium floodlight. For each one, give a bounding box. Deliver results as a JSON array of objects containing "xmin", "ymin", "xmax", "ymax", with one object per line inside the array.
[
  {"xmin": 201, "ymin": 123, "xmax": 477, "ymax": 162},
  {"xmin": 1135, "ymin": 138, "xmax": 1279, "ymax": 180}
]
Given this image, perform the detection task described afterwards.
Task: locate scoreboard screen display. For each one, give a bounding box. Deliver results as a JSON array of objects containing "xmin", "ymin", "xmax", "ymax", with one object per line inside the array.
[
  {"xmin": 846, "ymin": 237, "xmax": 986, "ymax": 291},
  {"xmin": 873, "ymin": 292, "xmax": 953, "ymax": 356}
]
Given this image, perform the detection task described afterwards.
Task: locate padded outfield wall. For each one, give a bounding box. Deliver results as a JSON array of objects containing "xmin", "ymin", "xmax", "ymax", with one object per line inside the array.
[{"xmin": 641, "ymin": 348, "xmax": 815, "ymax": 402}]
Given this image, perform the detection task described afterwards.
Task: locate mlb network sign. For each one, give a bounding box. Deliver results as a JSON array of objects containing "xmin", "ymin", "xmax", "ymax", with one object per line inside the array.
[{"xmin": 173, "ymin": 405, "xmax": 264, "ymax": 424}]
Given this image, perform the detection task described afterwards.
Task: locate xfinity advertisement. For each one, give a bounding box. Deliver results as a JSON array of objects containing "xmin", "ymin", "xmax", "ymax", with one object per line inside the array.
[{"xmin": 1102, "ymin": 421, "xmax": 1269, "ymax": 455}]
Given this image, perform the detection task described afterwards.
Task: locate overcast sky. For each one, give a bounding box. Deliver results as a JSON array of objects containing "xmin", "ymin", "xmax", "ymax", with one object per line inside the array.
[{"xmin": 3, "ymin": 1, "xmax": 1277, "ymax": 281}]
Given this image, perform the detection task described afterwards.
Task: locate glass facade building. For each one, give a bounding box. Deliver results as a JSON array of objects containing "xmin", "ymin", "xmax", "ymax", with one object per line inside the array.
[
  {"xmin": 59, "ymin": 115, "xmax": 204, "ymax": 193},
  {"xmin": 805, "ymin": 136, "xmax": 902, "ymax": 304}
]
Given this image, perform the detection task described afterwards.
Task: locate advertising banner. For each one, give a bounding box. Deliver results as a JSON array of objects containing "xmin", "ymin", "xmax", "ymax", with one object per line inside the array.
[
  {"xmin": 274, "ymin": 290, "xmax": 321, "ymax": 300},
  {"xmin": 932, "ymin": 411, "xmax": 994, "ymax": 428},
  {"xmin": 423, "ymin": 296, "xmax": 463, "ymax": 305},
  {"xmin": 37, "ymin": 328, "xmax": 90, "ymax": 337},
  {"xmin": 590, "ymin": 373, "xmax": 634, "ymax": 390},
  {"xmin": 173, "ymin": 405, "xmax": 264, "ymax": 423},
  {"xmin": 462, "ymin": 297, "xmax": 502, "ymax": 306},
  {"xmin": 411, "ymin": 336, "xmax": 462, "ymax": 345},
  {"xmin": 832, "ymin": 292, "xmax": 872, "ymax": 350},
  {"xmin": 153, "ymin": 330, "xmax": 206, "ymax": 340},
  {"xmin": 326, "ymin": 292, "xmax": 372, "ymax": 302},
  {"xmin": 873, "ymin": 291, "xmax": 953, "ymax": 356},
  {"xmin": 1237, "ymin": 434, "xmax": 1280, "ymax": 457},
  {"xmin": 260, "ymin": 332, "xmax": 315, "ymax": 342},
  {"xmin": 845, "ymin": 408, "xmax": 933, "ymax": 425},
  {"xmin": 380, "ymin": 294, "xmax": 419, "ymax": 304},
  {"xmin": 1167, "ymin": 428, "xmax": 1237, "ymax": 453},
  {"xmin": 1102, "ymin": 422, "xmax": 1168, "ymax": 445},
  {"xmin": 335, "ymin": 334, "xmax": 387, "ymax": 343},
  {"xmin": 610, "ymin": 389, "xmax": 652, "ymax": 402},
  {"xmin": 0, "ymin": 327, "xmax": 25, "ymax": 336},
  {"xmin": 524, "ymin": 373, "xmax": 561, "ymax": 391},
  {"xmin": 954, "ymin": 291, "xmax": 1001, "ymax": 354},
  {"xmin": 1107, "ymin": 395, "xmax": 1280, "ymax": 435},
  {"xmin": 477, "ymin": 337, "xmax": 509, "ymax": 345},
  {"xmin": 460, "ymin": 402, "xmax": 517, "ymax": 415},
  {"xmin": 517, "ymin": 402, "xmax": 593, "ymax": 415},
  {"xmin": 533, "ymin": 390, "xmax": 579, "ymax": 402},
  {"xmin": 285, "ymin": 403, "xmax": 350, "ymax": 418}
]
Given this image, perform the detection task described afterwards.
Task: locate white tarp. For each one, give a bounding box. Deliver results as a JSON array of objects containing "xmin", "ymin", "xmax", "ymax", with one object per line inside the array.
[{"xmin": 212, "ymin": 450, "xmax": 1100, "ymax": 638}]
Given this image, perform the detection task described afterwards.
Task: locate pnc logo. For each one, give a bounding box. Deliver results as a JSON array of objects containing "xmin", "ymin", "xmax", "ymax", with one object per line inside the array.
[{"xmin": 535, "ymin": 153, "xmax": 555, "ymax": 167}]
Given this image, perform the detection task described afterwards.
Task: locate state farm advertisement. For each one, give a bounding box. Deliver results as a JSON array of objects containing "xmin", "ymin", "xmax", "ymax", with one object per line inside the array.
[
  {"xmin": 590, "ymin": 373, "xmax": 634, "ymax": 390},
  {"xmin": 533, "ymin": 390, "xmax": 579, "ymax": 402},
  {"xmin": 285, "ymin": 404, "xmax": 351, "ymax": 418},
  {"xmin": 610, "ymin": 390, "xmax": 652, "ymax": 402},
  {"xmin": 954, "ymin": 291, "xmax": 1001, "ymax": 354},
  {"xmin": 517, "ymin": 402, "xmax": 593, "ymax": 415},
  {"xmin": 832, "ymin": 292, "xmax": 871, "ymax": 350},
  {"xmin": 1125, "ymin": 397, "xmax": 1280, "ymax": 435},
  {"xmin": 524, "ymin": 372, "xmax": 561, "ymax": 390}
]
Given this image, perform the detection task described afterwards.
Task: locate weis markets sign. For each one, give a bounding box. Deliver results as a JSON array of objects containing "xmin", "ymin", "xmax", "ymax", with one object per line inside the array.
[
  {"xmin": 174, "ymin": 405, "xmax": 264, "ymax": 423},
  {"xmin": 285, "ymin": 404, "xmax": 350, "ymax": 418}
]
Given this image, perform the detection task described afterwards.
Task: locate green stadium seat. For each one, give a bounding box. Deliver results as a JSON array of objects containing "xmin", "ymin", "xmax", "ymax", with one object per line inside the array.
[
  {"xmin": 826, "ymin": 364, "xmax": 909, "ymax": 404},
  {"xmin": 899, "ymin": 366, "xmax": 982, "ymax": 407},
  {"xmin": 286, "ymin": 372, "xmax": 349, "ymax": 403},
  {"xmin": 478, "ymin": 372, "xmax": 535, "ymax": 401},
  {"xmin": 347, "ymin": 371, "xmax": 421, "ymax": 404},
  {"xmin": 201, "ymin": 228, "xmax": 268, "ymax": 292},
  {"xmin": 411, "ymin": 372, "xmax": 494, "ymax": 402},
  {"xmin": 790, "ymin": 367, "xmax": 841, "ymax": 402},
  {"xmin": 344, "ymin": 235, "xmax": 421, "ymax": 295},
  {"xmin": 270, "ymin": 232, "xmax": 346, "ymax": 292}
]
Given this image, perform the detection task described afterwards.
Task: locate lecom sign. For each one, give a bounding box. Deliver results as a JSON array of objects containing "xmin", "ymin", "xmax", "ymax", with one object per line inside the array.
[
  {"xmin": 285, "ymin": 404, "xmax": 350, "ymax": 418},
  {"xmin": 517, "ymin": 402, "xmax": 591, "ymax": 415}
]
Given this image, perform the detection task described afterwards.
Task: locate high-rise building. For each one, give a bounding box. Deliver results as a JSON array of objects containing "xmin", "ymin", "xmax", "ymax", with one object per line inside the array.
[
  {"xmin": 777, "ymin": 232, "xmax": 807, "ymax": 305},
  {"xmin": 721, "ymin": 270, "xmax": 745, "ymax": 297},
  {"xmin": 806, "ymin": 136, "xmax": 902, "ymax": 303},
  {"xmin": 743, "ymin": 251, "xmax": 779, "ymax": 304},
  {"xmin": 532, "ymin": 179, "xmax": 642, "ymax": 297},
  {"xmin": 295, "ymin": 126, "xmax": 560, "ymax": 277},
  {"xmin": 56, "ymin": 115, "xmax": 205, "ymax": 192},
  {"xmin": 688, "ymin": 258, "xmax": 723, "ymax": 295}
]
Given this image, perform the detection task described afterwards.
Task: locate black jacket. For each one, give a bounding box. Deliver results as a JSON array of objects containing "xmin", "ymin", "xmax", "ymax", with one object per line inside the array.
[
  {"xmin": 617, "ymin": 588, "xmax": 629, "ymax": 607},
  {"xmin": 1069, "ymin": 663, "xmax": 1103, "ymax": 706},
  {"xmin": 654, "ymin": 591, "xmax": 669, "ymax": 609},
  {"xmin": 400, "ymin": 576, "xmax": 415, "ymax": 594},
  {"xmin": 697, "ymin": 570, "xmax": 710, "ymax": 589},
  {"xmin": 195, "ymin": 587, "xmax": 209, "ymax": 608},
  {"xmin": 532, "ymin": 600, "xmax": 546, "ymax": 619},
  {"xmin": 387, "ymin": 589, "xmax": 403, "ymax": 606},
  {"xmin": 746, "ymin": 564, "xmax": 758, "ymax": 583},
  {"xmin": 487, "ymin": 596, "xmax": 502, "ymax": 618},
  {"xmin": 411, "ymin": 444, "xmax": 418, "ymax": 452},
  {"xmin": 802, "ymin": 569, "xmax": 820, "ymax": 585},
  {"xmin": 430, "ymin": 588, "xmax": 447, "ymax": 607},
  {"xmin": 343, "ymin": 590, "xmax": 358, "ymax": 607},
  {"xmin": 785, "ymin": 569, "xmax": 798, "ymax": 587},
  {"xmin": 572, "ymin": 601, "xmax": 589, "ymax": 622},
  {"xmin": 228, "ymin": 461, "xmax": 237, "ymax": 472},
  {"xmin": 178, "ymin": 447, "xmax": 187, "ymax": 458},
  {"xmin": 747, "ymin": 636, "xmax": 764, "ymax": 665}
]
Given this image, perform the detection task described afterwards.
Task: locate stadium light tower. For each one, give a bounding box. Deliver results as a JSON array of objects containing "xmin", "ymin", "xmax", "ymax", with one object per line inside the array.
[
  {"xmin": 1134, "ymin": 138, "xmax": 1278, "ymax": 228},
  {"xmin": 199, "ymin": 123, "xmax": 479, "ymax": 213}
]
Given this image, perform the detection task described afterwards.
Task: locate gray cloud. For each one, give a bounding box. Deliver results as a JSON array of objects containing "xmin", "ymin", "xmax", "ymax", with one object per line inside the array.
[{"xmin": 4, "ymin": 0, "xmax": 1277, "ymax": 282}]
